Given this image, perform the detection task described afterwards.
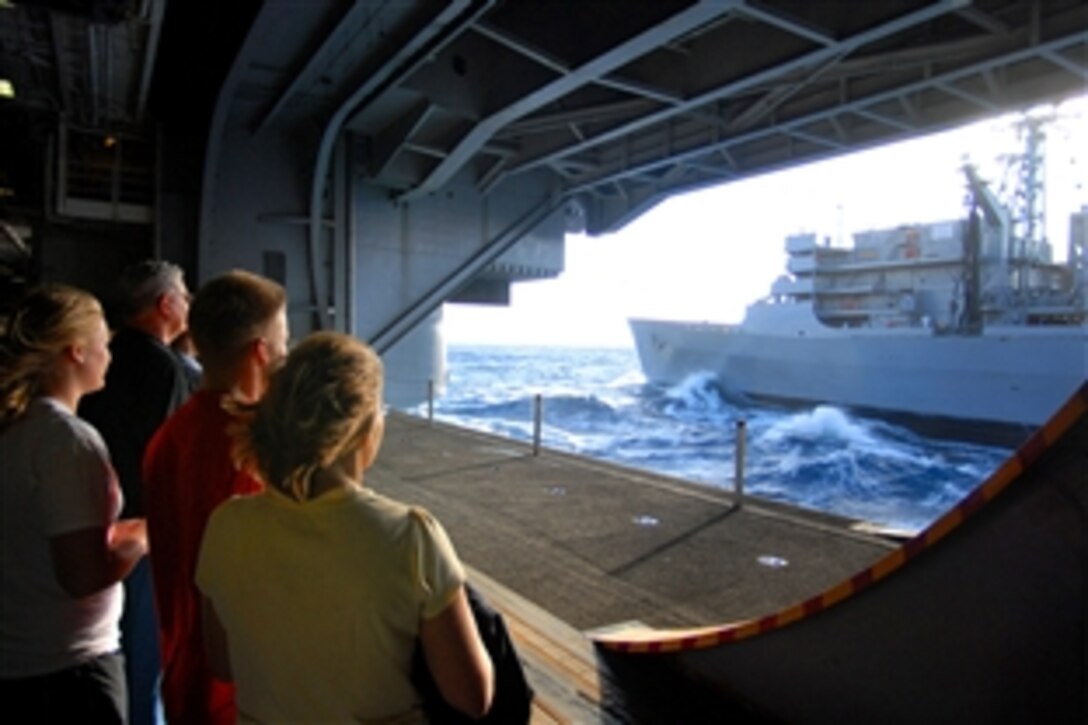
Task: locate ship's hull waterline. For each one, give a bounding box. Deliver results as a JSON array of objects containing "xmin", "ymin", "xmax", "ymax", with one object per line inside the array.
[{"xmin": 630, "ymin": 317, "xmax": 1088, "ymax": 446}]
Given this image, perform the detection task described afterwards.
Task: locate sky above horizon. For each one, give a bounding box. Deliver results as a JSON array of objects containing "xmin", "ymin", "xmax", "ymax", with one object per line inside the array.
[{"xmin": 443, "ymin": 96, "xmax": 1088, "ymax": 349}]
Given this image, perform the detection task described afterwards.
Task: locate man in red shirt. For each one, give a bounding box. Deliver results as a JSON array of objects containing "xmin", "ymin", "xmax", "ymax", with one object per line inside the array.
[{"xmin": 142, "ymin": 270, "xmax": 288, "ymax": 724}]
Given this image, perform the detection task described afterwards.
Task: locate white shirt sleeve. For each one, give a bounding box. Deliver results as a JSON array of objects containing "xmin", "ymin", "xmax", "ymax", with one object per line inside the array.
[{"xmin": 35, "ymin": 412, "xmax": 119, "ymax": 537}]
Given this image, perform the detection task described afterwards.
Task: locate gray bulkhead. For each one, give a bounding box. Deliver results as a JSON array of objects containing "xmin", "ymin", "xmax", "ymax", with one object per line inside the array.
[{"xmin": 196, "ymin": 91, "xmax": 566, "ymax": 405}]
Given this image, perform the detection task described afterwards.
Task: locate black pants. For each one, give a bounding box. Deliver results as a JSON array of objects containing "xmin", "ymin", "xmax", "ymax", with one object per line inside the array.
[{"xmin": 0, "ymin": 651, "xmax": 127, "ymax": 724}]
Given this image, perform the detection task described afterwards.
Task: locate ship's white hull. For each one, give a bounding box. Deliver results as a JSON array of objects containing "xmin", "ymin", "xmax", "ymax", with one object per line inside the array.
[{"xmin": 630, "ymin": 314, "xmax": 1088, "ymax": 444}]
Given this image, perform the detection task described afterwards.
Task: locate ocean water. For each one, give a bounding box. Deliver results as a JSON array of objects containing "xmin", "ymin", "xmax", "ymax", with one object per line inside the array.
[{"xmin": 412, "ymin": 344, "xmax": 1013, "ymax": 535}]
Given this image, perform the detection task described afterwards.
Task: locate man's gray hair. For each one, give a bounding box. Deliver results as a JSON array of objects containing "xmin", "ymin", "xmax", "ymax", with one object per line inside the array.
[{"xmin": 115, "ymin": 259, "xmax": 184, "ymax": 321}]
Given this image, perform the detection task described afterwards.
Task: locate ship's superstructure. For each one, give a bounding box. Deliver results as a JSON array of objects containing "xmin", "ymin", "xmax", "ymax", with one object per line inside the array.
[{"xmin": 631, "ymin": 121, "xmax": 1087, "ymax": 445}]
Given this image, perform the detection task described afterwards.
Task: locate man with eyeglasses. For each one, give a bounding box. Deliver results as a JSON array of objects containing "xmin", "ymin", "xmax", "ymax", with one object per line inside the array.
[
  {"xmin": 142, "ymin": 269, "xmax": 288, "ymax": 725},
  {"xmin": 79, "ymin": 258, "xmax": 197, "ymax": 725}
]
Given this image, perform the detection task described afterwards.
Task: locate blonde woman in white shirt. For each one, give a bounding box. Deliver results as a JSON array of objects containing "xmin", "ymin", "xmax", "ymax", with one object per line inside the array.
[{"xmin": 0, "ymin": 284, "xmax": 148, "ymax": 723}]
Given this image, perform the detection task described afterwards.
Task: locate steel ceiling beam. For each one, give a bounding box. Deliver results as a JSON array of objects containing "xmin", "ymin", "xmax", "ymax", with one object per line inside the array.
[
  {"xmin": 252, "ymin": 1, "xmax": 383, "ymax": 136},
  {"xmin": 736, "ymin": 2, "xmax": 837, "ymax": 47},
  {"xmin": 724, "ymin": 53, "xmax": 845, "ymax": 132},
  {"xmin": 503, "ymin": 0, "xmax": 971, "ymax": 184},
  {"xmin": 936, "ymin": 80, "xmax": 1001, "ymax": 113},
  {"xmin": 498, "ymin": 98, "xmax": 657, "ymax": 139},
  {"xmin": 954, "ymin": 4, "xmax": 1011, "ymax": 35},
  {"xmin": 396, "ymin": 0, "xmax": 740, "ymax": 201},
  {"xmin": 472, "ymin": 21, "xmax": 685, "ymax": 106},
  {"xmin": 1041, "ymin": 48, "xmax": 1088, "ymax": 79},
  {"xmin": 564, "ymin": 30, "xmax": 1088, "ymax": 198}
]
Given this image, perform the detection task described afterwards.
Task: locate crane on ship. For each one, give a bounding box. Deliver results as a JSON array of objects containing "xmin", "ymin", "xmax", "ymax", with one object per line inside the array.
[{"xmin": 960, "ymin": 110, "xmax": 1086, "ymax": 329}]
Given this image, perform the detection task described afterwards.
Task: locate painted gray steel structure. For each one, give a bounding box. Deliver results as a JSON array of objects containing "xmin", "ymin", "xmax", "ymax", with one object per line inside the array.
[
  {"xmin": 631, "ymin": 315, "xmax": 1087, "ymax": 443},
  {"xmin": 2, "ymin": 0, "xmax": 1087, "ymax": 354}
]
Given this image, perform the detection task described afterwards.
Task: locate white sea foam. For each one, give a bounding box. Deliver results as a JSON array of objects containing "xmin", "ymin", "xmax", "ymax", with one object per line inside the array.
[
  {"xmin": 762, "ymin": 405, "xmax": 878, "ymax": 446},
  {"xmin": 663, "ymin": 371, "xmax": 729, "ymax": 413},
  {"xmin": 432, "ymin": 345, "xmax": 1012, "ymax": 531}
]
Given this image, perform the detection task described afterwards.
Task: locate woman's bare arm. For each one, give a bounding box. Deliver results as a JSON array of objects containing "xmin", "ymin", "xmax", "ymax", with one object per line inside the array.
[
  {"xmin": 49, "ymin": 518, "xmax": 148, "ymax": 598},
  {"xmin": 420, "ymin": 586, "xmax": 495, "ymax": 719}
]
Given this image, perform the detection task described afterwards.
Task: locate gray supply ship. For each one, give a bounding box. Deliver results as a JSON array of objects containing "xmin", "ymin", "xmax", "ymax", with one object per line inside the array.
[{"xmin": 630, "ymin": 120, "xmax": 1088, "ymax": 446}]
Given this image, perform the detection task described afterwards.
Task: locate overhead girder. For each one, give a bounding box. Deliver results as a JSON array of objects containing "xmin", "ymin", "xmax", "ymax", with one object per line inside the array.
[
  {"xmin": 393, "ymin": 1, "xmax": 739, "ymax": 201},
  {"xmin": 4, "ymin": 1, "xmax": 1086, "ymax": 223},
  {"xmin": 566, "ymin": 30, "xmax": 1087, "ymax": 197},
  {"xmin": 3, "ymin": 0, "xmax": 1087, "ymax": 339},
  {"xmin": 497, "ymin": 0, "xmax": 979, "ymax": 184},
  {"xmin": 543, "ymin": 8, "xmax": 1086, "ymax": 231},
  {"xmin": 352, "ymin": 1, "xmax": 1081, "ymax": 234}
]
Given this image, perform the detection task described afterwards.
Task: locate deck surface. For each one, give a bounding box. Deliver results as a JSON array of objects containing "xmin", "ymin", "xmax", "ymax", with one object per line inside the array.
[{"xmin": 370, "ymin": 414, "xmax": 898, "ymax": 721}]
